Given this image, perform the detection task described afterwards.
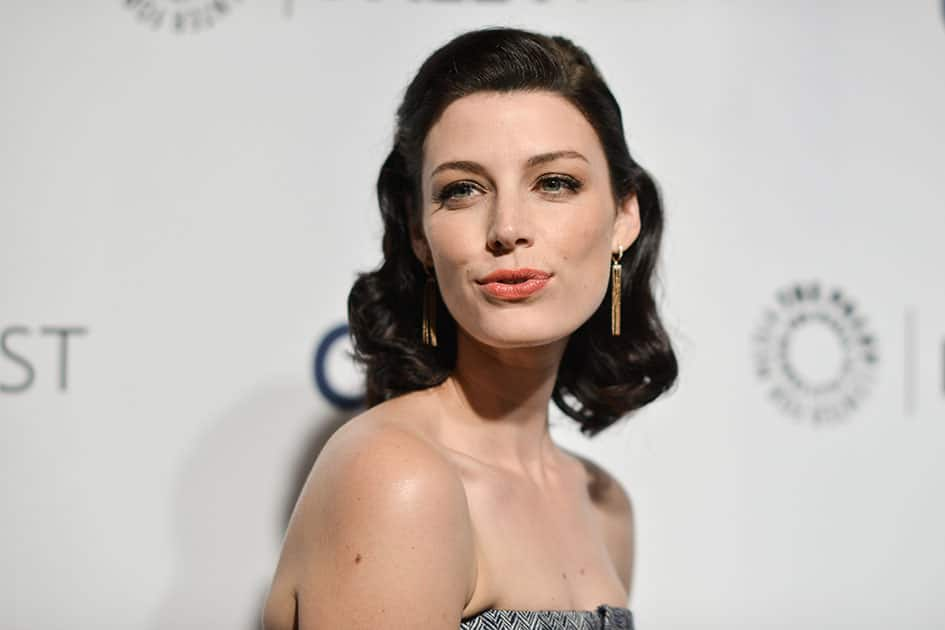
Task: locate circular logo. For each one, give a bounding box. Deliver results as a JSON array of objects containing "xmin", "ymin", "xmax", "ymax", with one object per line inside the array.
[
  {"xmin": 123, "ymin": 0, "xmax": 242, "ymax": 34},
  {"xmin": 312, "ymin": 323, "xmax": 364, "ymax": 410},
  {"xmin": 752, "ymin": 281, "xmax": 879, "ymax": 424}
]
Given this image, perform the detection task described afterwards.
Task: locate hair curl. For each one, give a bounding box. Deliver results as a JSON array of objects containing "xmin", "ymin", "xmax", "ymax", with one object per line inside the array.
[{"xmin": 347, "ymin": 26, "xmax": 677, "ymax": 437}]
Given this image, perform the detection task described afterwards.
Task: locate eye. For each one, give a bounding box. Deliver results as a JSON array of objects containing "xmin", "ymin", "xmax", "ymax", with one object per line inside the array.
[
  {"xmin": 433, "ymin": 181, "xmax": 481, "ymax": 205},
  {"xmin": 537, "ymin": 175, "xmax": 582, "ymax": 195}
]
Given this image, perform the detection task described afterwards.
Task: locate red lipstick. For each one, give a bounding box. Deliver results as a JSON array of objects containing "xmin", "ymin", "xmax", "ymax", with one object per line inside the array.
[{"xmin": 476, "ymin": 268, "xmax": 551, "ymax": 300}]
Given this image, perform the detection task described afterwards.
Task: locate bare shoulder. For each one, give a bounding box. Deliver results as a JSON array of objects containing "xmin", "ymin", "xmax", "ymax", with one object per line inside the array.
[
  {"xmin": 262, "ymin": 403, "xmax": 477, "ymax": 630},
  {"xmin": 559, "ymin": 446, "xmax": 631, "ymax": 511},
  {"xmin": 559, "ymin": 446, "xmax": 635, "ymax": 597}
]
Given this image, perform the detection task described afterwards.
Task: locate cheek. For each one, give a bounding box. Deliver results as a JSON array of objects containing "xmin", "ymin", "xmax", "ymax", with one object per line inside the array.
[
  {"xmin": 551, "ymin": 209, "xmax": 614, "ymax": 312},
  {"xmin": 555, "ymin": 207, "xmax": 613, "ymax": 265},
  {"xmin": 425, "ymin": 216, "xmax": 477, "ymax": 280}
]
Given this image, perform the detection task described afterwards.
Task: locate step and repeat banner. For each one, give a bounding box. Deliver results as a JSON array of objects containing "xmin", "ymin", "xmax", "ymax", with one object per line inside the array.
[{"xmin": 3, "ymin": 2, "xmax": 943, "ymax": 629}]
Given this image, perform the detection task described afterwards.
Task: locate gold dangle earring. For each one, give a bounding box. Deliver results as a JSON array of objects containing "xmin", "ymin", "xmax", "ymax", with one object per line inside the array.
[
  {"xmin": 422, "ymin": 265, "xmax": 438, "ymax": 347},
  {"xmin": 611, "ymin": 246, "xmax": 623, "ymax": 336}
]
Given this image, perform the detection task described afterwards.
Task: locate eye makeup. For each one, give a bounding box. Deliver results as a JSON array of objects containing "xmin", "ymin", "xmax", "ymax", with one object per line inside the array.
[{"xmin": 432, "ymin": 174, "xmax": 584, "ymax": 209}]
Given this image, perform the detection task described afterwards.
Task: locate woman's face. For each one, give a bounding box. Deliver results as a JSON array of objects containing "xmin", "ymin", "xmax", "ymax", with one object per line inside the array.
[{"xmin": 413, "ymin": 90, "xmax": 640, "ymax": 350}]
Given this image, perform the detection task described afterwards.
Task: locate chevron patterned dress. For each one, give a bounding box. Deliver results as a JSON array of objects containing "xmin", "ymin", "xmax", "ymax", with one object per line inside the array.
[{"xmin": 459, "ymin": 603, "xmax": 634, "ymax": 630}]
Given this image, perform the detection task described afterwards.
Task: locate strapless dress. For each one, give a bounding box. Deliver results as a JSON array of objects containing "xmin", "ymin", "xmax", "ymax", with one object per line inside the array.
[{"xmin": 459, "ymin": 603, "xmax": 634, "ymax": 629}]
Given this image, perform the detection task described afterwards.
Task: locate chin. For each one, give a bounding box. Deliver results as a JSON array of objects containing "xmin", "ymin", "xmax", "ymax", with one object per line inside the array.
[
  {"xmin": 486, "ymin": 334, "xmax": 566, "ymax": 349},
  {"xmin": 464, "ymin": 318, "xmax": 579, "ymax": 350}
]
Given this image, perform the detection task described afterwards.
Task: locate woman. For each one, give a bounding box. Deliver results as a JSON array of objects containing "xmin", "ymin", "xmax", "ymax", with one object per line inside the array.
[{"xmin": 263, "ymin": 26, "xmax": 677, "ymax": 630}]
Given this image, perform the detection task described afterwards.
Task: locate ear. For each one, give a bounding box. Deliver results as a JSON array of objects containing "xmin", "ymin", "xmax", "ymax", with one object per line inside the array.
[{"xmin": 613, "ymin": 192, "xmax": 641, "ymax": 253}]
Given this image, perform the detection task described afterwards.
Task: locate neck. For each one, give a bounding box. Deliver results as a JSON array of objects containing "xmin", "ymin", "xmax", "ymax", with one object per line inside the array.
[{"xmin": 433, "ymin": 327, "xmax": 570, "ymax": 481}]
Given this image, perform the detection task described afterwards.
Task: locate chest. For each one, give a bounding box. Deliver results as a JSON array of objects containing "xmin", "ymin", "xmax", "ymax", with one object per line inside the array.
[{"xmin": 460, "ymin": 462, "xmax": 627, "ymax": 611}]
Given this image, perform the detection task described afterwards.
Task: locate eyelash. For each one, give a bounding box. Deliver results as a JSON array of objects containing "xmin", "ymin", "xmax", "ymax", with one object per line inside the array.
[{"xmin": 433, "ymin": 175, "xmax": 583, "ymax": 206}]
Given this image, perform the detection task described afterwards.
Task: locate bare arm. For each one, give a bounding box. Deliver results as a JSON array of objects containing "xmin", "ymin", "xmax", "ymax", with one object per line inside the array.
[{"xmin": 263, "ymin": 423, "xmax": 477, "ymax": 630}]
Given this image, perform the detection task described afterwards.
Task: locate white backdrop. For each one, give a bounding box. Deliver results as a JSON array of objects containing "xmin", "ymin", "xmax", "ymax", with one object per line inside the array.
[{"xmin": 2, "ymin": 2, "xmax": 944, "ymax": 629}]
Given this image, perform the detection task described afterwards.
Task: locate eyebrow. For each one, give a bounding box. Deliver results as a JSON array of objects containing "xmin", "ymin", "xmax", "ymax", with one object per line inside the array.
[{"xmin": 429, "ymin": 150, "xmax": 589, "ymax": 179}]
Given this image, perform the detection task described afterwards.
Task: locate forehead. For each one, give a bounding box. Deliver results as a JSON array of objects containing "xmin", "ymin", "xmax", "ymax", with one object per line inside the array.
[{"xmin": 422, "ymin": 91, "xmax": 604, "ymax": 178}]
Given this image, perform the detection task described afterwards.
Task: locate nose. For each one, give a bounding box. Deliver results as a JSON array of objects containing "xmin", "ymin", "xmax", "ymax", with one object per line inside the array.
[{"xmin": 485, "ymin": 190, "xmax": 533, "ymax": 255}]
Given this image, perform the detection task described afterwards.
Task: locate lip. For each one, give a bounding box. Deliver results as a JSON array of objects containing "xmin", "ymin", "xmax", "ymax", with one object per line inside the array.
[
  {"xmin": 476, "ymin": 268, "xmax": 552, "ymax": 300},
  {"xmin": 476, "ymin": 268, "xmax": 552, "ymax": 284}
]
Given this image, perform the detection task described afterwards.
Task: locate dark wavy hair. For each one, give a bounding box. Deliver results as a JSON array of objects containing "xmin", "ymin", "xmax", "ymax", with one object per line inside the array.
[{"xmin": 347, "ymin": 26, "xmax": 678, "ymax": 437}]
